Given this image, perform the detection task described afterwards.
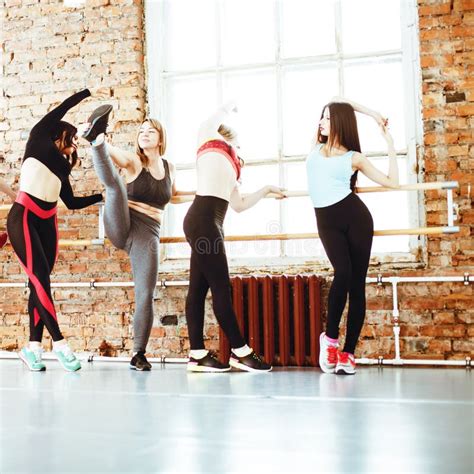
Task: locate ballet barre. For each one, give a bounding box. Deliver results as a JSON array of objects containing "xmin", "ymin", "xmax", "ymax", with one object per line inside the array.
[{"xmin": 0, "ymin": 181, "xmax": 460, "ymax": 246}]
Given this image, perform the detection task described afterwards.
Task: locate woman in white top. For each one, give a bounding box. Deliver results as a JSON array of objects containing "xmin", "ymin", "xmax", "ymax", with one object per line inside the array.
[{"xmin": 184, "ymin": 102, "xmax": 285, "ymax": 373}]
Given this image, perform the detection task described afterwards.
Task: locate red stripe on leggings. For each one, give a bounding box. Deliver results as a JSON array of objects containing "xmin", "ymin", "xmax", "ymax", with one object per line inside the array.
[
  {"xmin": 20, "ymin": 207, "xmax": 58, "ymax": 324},
  {"xmin": 34, "ymin": 308, "xmax": 40, "ymax": 327},
  {"xmin": 16, "ymin": 192, "xmax": 57, "ymax": 219}
]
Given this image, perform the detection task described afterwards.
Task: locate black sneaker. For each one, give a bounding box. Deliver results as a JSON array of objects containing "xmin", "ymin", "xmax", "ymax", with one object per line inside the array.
[
  {"xmin": 130, "ymin": 351, "xmax": 152, "ymax": 371},
  {"xmin": 229, "ymin": 350, "xmax": 272, "ymax": 372},
  {"xmin": 82, "ymin": 104, "xmax": 113, "ymax": 143},
  {"xmin": 187, "ymin": 352, "xmax": 231, "ymax": 373}
]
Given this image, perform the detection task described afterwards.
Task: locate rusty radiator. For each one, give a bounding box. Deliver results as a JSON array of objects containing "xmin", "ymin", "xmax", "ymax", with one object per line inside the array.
[{"xmin": 219, "ymin": 275, "xmax": 322, "ymax": 367}]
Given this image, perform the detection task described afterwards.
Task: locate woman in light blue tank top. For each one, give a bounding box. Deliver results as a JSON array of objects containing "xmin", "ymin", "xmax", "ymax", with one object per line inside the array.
[{"xmin": 306, "ymin": 97, "xmax": 399, "ymax": 375}]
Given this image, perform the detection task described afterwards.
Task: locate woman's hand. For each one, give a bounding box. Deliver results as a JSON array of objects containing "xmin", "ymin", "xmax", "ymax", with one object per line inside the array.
[
  {"xmin": 379, "ymin": 122, "xmax": 394, "ymax": 146},
  {"xmin": 223, "ymin": 100, "xmax": 238, "ymax": 114},
  {"xmin": 77, "ymin": 122, "xmax": 91, "ymax": 138},
  {"xmin": 373, "ymin": 112, "xmax": 389, "ymax": 128},
  {"xmin": 265, "ymin": 185, "xmax": 287, "ymax": 199}
]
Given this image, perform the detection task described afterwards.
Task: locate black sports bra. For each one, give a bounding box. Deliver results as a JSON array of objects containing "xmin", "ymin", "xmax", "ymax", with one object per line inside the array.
[{"xmin": 127, "ymin": 159, "xmax": 172, "ymax": 210}]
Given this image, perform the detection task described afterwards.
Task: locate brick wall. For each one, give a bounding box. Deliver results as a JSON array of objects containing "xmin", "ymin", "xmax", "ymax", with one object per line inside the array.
[{"xmin": 0, "ymin": 0, "xmax": 472, "ymax": 361}]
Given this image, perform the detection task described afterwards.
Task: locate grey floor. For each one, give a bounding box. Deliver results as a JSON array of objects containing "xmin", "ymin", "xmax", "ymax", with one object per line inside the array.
[{"xmin": 0, "ymin": 359, "xmax": 472, "ymax": 474}]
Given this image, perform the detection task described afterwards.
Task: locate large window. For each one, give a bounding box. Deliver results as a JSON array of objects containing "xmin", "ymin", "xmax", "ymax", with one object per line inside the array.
[{"xmin": 146, "ymin": 0, "xmax": 422, "ymax": 265}]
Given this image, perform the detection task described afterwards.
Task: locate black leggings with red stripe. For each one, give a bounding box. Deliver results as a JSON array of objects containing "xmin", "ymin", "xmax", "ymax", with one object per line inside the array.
[{"xmin": 7, "ymin": 192, "xmax": 63, "ymax": 342}]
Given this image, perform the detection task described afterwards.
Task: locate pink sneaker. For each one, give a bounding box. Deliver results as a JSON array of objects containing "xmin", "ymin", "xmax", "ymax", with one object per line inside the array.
[
  {"xmin": 319, "ymin": 332, "xmax": 338, "ymax": 373},
  {"xmin": 336, "ymin": 351, "xmax": 356, "ymax": 375}
]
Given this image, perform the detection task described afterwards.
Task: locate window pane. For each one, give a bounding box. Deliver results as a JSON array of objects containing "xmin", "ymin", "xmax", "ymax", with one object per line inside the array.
[
  {"xmin": 344, "ymin": 60, "xmax": 406, "ymax": 151},
  {"xmin": 282, "ymin": 162, "xmax": 324, "ymax": 257},
  {"xmin": 162, "ymin": 169, "xmax": 195, "ymax": 259},
  {"xmin": 226, "ymin": 165, "xmax": 280, "ymax": 258},
  {"xmin": 357, "ymin": 157, "xmax": 409, "ymax": 253},
  {"xmin": 165, "ymin": 76, "xmax": 217, "ymax": 165},
  {"xmin": 163, "ymin": 0, "xmax": 217, "ymax": 71},
  {"xmin": 220, "ymin": 0, "xmax": 275, "ymax": 66},
  {"xmin": 341, "ymin": 0, "xmax": 401, "ymax": 54},
  {"xmin": 222, "ymin": 70, "xmax": 278, "ymax": 159},
  {"xmin": 281, "ymin": 0, "xmax": 336, "ymax": 58},
  {"xmin": 282, "ymin": 65, "xmax": 339, "ymax": 156}
]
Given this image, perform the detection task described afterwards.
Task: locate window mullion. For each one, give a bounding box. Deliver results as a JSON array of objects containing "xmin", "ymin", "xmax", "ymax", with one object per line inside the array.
[{"xmin": 335, "ymin": 0, "xmax": 344, "ymax": 96}]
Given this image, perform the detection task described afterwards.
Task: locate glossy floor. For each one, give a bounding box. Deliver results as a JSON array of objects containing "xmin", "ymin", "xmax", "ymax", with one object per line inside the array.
[{"xmin": 0, "ymin": 359, "xmax": 472, "ymax": 473}]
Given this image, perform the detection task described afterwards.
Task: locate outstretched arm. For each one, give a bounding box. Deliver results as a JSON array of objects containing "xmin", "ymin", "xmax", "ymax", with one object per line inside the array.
[
  {"xmin": 353, "ymin": 124, "xmax": 399, "ymax": 188},
  {"xmin": 107, "ymin": 143, "xmax": 138, "ymax": 171},
  {"xmin": 31, "ymin": 89, "xmax": 91, "ymax": 135},
  {"xmin": 229, "ymin": 185, "xmax": 286, "ymax": 213},
  {"xmin": 331, "ymin": 96, "xmax": 387, "ymax": 127},
  {"xmin": 197, "ymin": 101, "xmax": 237, "ymax": 146},
  {"xmin": 59, "ymin": 178, "xmax": 103, "ymax": 210},
  {"xmin": 0, "ymin": 177, "xmax": 16, "ymax": 202},
  {"xmin": 168, "ymin": 162, "xmax": 195, "ymax": 202}
]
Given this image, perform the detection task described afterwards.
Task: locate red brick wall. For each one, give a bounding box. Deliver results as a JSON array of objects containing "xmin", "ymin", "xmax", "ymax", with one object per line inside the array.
[{"xmin": 0, "ymin": 0, "xmax": 472, "ymax": 361}]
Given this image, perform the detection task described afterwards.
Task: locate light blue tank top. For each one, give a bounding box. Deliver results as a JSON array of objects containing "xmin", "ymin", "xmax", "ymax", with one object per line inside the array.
[{"xmin": 306, "ymin": 144, "xmax": 355, "ymax": 208}]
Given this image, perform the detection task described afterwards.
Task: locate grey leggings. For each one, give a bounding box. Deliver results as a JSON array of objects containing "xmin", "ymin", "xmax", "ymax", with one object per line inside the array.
[{"xmin": 91, "ymin": 142, "xmax": 160, "ymax": 352}]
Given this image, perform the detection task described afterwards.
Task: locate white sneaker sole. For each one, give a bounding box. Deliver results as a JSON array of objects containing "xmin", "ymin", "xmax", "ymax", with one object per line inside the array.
[
  {"xmin": 129, "ymin": 365, "xmax": 151, "ymax": 371},
  {"xmin": 187, "ymin": 363, "xmax": 231, "ymax": 373},
  {"xmin": 336, "ymin": 366, "xmax": 356, "ymax": 375},
  {"xmin": 228, "ymin": 358, "xmax": 272, "ymax": 373},
  {"xmin": 319, "ymin": 363, "xmax": 336, "ymax": 374},
  {"xmin": 18, "ymin": 351, "xmax": 45, "ymax": 372}
]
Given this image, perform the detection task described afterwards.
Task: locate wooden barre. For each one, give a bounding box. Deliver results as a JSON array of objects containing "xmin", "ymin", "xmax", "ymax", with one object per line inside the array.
[
  {"xmin": 20, "ymin": 226, "xmax": 458, "ymax": 247},
  {"xmin": 0, "ymin": 181, "xmax": 460, "ymax": 211},
  {"xmin": 170, "ymin": 181, "xmax": 460, "ymax": 203}
]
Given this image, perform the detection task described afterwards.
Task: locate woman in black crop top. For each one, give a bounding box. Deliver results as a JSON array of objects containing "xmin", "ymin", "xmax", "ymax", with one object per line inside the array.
[
  {"xmin": 82, "ymin": 107, "xmax": 189, "ymax": 371},
  {"xmin": 7, "ymin": 89, "xmax": 102, "ymax": 372}
]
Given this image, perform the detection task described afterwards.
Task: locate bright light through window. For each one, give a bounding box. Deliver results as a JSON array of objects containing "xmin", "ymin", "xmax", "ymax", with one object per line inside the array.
[{"xmin": 147, "ymin": 0, "xmax": 420, "ymax": 263}]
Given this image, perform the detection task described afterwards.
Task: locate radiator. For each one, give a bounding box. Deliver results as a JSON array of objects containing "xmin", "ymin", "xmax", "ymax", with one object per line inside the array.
[{"xmin": 219, "ymin": 275, "xmax": 322, "ymax": 367}]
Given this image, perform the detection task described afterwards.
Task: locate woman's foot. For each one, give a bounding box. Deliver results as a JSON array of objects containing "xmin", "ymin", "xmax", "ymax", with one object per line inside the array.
[
  {"xmin": 130, "ymin": 351, "xmax": 152, "ymax": 371},
  {"xmin": 82, "ymin": 104, "xmax": 113, "ymax": 143},
  {"xmin": 187, "ymin": 351, "xmax": 231, "ymax": 373},
  {"xmin": 53, "ymin": 343, "xmax": 81, "ymax": 372},
  {"xmin": 18, "ymin": 346, "xmax": 46, "ymax": 372},
  {"xmin": 229, "ymin": 350, "xmax": 272, "ymax": 372},
  {"xmin": 335, "ymin": 351, "xmax": 356, "ymax": 375},
  {"xmin": 0, "ymin": 232, "xmax": 8, "ymax": 248},
  {"xmin": 319, "ymin": 332, "xmax": 338, "ymax": 373}
]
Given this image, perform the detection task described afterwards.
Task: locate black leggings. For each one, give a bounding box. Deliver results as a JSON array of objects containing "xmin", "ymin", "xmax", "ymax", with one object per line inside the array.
[
  {"xmin": 315, "ymin": 193, "xmax": 373, "ymax": 355},
  {"xmin": 183, "ymin": 195, "xmax": 246, "ymax": 350},
  {"xmin": 7, "ymin": 192, "xmax": 63, "ymax": 342}
]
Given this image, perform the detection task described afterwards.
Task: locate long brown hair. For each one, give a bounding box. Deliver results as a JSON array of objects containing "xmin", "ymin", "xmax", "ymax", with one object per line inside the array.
[
  {"xmin": 52, "ymin": 121, "xmax": 78, "ymax": 168},
  {"xmin": 135, "ymin": 118, "xmax": 167, "ymax": 168},
  {"xmin": 316, "ymin": 102, "xmax": 361, "ymax": 191}
]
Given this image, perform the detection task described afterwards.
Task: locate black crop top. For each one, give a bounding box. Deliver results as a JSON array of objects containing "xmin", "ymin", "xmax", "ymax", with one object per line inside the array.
[
  {"xmin": 126, "ymin": 159, "xmax": 173, "ymax": 210},
  {"xmin": 23, "ymin": 89, "xmax": 103, "ymax": 210}
]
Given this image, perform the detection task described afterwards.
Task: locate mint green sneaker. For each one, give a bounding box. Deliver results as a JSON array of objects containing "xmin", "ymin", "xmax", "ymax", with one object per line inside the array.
[
  {"xmin": 54, "ymin": 346, "xmax": 81, "ymax": 372},
  {"xmin": 19, "ymin": 347, "xmax": 46, "ymax": 372}
]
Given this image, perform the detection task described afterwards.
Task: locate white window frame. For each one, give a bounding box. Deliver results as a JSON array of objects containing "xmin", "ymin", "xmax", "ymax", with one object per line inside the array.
[{"xmin": 145, "ymin": 0, "xmax": 424, "ymax": 272}]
